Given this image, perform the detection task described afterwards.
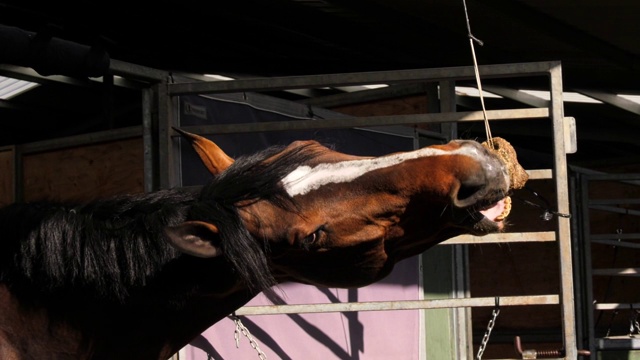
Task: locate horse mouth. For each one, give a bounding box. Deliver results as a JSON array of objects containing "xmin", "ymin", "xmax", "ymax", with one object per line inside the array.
[
  {"xmin": 475, "ymin": 196, "xmax": 511, "ymax": 231},
  {"xmin": 479, "ymin": 196, "xmax": 511, "ymax": 222}
]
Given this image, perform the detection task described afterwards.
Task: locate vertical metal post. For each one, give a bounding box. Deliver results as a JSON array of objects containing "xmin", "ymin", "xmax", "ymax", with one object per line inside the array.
[
  {"xmin": 441, "ymin": 79, "xmax": 472, "ymax": 360},
  {"xmin": 549, "ymin": 62, "xmax": 578, "ymax": 359},
  {"xmin": 570, "ymin": 173, "xmax": 586, "ymax": 355},
  {"xmin": 157, "ymin": 79, "xmax": 182, "ymax": 190},
  {"xmin": 157, "ymin": 81, "xmax": 170, "ymax": 190},
  {"xmin": 439, "ymin": 81, "xmax": 458, "ymax": 140},
  {"xmin": 142, "ymin": 87, "xmax": 156, "ymax": 193},
  {"xmin": 423, "ymin": 81, "xmax": 460, "ymax": 360},
  {"xmin": 579, "ymin": 174, "xmax": 596, "ymax": 359},
  {"xmin": 13, "ymin": 145, "xmax": 23, "ymax": 202}
]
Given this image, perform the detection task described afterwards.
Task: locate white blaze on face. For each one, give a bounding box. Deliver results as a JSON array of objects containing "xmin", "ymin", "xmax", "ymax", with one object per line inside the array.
[{"xmin": 282, "ymin": 144, "xmax": 491, "ymax": 197}]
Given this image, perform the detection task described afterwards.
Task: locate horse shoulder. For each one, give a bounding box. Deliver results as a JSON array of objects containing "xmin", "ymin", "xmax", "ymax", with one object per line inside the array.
[{"xmin": 0, "ymin": 285, "xmax": 84, "ymax": 359}]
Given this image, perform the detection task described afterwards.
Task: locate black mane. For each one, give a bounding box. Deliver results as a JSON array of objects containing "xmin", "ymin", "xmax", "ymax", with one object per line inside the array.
[
  {"xmin": 0, "ymin": 190, "xmax": 194, "ymax": 304},
  {"xmin": 0, "ymin": 141, "xmax": 325, "ymax": 308}
]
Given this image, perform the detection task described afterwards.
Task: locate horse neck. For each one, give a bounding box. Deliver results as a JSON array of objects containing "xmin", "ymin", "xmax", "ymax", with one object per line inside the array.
[
  {"xmin": 85, "ymin": 258, "xmax": 258, "ymax": 359},
  {"xmin": 0, "ymin": 190, "xmax": 262, "ymax": 360},
  {"xmin": 84, "ymin": 285, "xmax": 258, "ymax": 360}
]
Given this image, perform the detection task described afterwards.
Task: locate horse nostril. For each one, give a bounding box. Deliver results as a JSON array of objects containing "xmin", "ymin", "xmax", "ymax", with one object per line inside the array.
[
  {"xmin": 450, "ymin": 172, "xmax": 489, "ymax": 208},
  {"xmin": 451, "ymin": 160, "xmax": 508, "ymax": 208},
  {"xmin": 457, "ymin": 184, "xmax": 484, "ymax": 205}
]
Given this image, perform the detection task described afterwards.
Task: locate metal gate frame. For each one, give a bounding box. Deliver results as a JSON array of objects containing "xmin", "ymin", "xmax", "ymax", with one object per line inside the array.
[
  {"xmin": 0, "ymin": 58, "xmax": 579, "ymax": 359},
  {"xmin": 573, "ymin": 171, "xmax": 640, "ymax": 358},
  {"xmin": 159, "ymin": 61, "xmax": 577, "ymax": 359}
]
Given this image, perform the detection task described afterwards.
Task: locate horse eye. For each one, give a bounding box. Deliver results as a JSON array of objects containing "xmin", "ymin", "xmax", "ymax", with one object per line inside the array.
[
  {"xmin": 300, "ymin": 227, "xmax": 324, "ymax": 249},
  {"xmin": 301, "ymin": 233, "xmax": 317, "ymax": 247}
]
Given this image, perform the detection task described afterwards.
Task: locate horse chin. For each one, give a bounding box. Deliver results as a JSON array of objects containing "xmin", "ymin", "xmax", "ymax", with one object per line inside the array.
[{"xmin": 472, "ymin": 216, "xmax": 506, "ymax": 234}]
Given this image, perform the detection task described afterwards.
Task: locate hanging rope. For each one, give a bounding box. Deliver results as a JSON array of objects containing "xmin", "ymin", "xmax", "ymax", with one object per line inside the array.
[
  {"xmin": 462, "ymin": 4, "xmax": 498, "ymax": 358},
  {"xmin": 462, "ymin": 0, "xmax": 493, "ymax": 148}
]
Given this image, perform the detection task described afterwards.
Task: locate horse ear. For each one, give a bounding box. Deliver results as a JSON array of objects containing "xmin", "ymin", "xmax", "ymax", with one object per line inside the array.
[
  {"xmin": 173, "ymin": 127, "xmax": 235, "ymax": 175},
  {"xmin": 164, "ymin": 221, "xmax": 222, "ymax": 258}
]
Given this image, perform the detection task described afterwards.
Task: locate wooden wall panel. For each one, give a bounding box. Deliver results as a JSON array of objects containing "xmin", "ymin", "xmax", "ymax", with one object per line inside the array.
[
  {"xmin": 331, "ymin": 94, "xmax": 440, "ymax": 132},
  {"xmin": 0, "ymin": 147, "xmax": 14, "ymax": 206},
  {"xmin": 331, "ymin": 95, "xmax": 440, "ymax": 133},
  {"xmin": 331, "ymin": 95, "xmax": 428, "ymax": 116},
  {"xmin": 22, "ymin": 138, "xmax": 144, "ymax": 203}
]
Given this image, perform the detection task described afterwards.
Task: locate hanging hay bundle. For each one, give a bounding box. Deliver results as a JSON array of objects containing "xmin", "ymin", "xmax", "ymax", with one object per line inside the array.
[{"xmin": 482, "ymin": 137, "xmax": 529, "ymax": 190}]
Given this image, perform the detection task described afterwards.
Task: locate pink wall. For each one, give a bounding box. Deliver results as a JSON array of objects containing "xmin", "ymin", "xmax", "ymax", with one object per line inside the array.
[{"xmin": 184, "ymin": 257, "xmax": 421, "ymax": 359}]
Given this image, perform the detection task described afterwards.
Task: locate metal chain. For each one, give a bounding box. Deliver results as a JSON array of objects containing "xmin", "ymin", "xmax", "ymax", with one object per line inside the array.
[
  {"xmin": 476, "ymin": 300, "xmax": 501, "ymax": 360},
  {"xmin": 229, "ymin": 314, "xmax": 268, "ymax": 360}
]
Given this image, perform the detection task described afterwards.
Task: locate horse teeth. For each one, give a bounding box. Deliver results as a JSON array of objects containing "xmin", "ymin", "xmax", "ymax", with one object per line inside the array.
[{"xmin": 495, "ymin": 196, "xmax": 512, "ymax": 221}]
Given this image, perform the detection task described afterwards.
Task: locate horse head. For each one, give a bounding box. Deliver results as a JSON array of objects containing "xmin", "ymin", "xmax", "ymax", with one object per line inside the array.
[{"xmin": 168, "ymin": 129, "xmax": 521, "ymax": 290}]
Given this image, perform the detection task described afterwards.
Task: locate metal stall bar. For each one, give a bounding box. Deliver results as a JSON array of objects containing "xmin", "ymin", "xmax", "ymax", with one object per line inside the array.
[
  {"xmin": 235, "ymin": 295, "xmax": 560, "ymax": 316},
  {"xmin": 438, "ymin": 78, "xmax": 471, "ymax": 360},
  {"xmin": 107, "ymin": 59, "xmax": 174, "ymax": 192},
  {"xmin": 165, "ymin": 61, "xmax": 576, "ymax": 359},
  {"xmin": 168, "ymin": 61, "xmax": 560, "ymax": 96},
  {"xmin": 175, "ymin": 108, "xmax": 549, "ymax": 136},
  {"xmin": 577, "ymin": 172, "xmax": 596, "ymax": 357},
  {"xmin": 576, "ymin": 172, "xmax": 640, "ymax": 357},
  {"xmin": 549, "ymin": 63, "xmax": 578, "ymax": 360}
]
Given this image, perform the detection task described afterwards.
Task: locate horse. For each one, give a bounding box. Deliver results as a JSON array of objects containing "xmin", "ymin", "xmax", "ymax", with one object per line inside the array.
[{"xmin": 0, "ymin": 129, "xmax": 521, "ymax": 359}]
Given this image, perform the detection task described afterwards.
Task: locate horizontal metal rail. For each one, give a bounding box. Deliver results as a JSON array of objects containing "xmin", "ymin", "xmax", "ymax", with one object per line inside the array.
[
  {"xmin": 168, "ymin": 61, "xmax": 561, "ymax": 96},
  {"xmin": 594, "ymin": 303, "xmax": 640, "ymax": 310},
  {"xmin": 589, "ymin": 199, "xmax": 640, "ymax": 205},
  {"xmin": 583, "ymin": 173, "xmax": 640, "ymax": 182},
  {"xmin": 589, "ymin": 204, "xmax": 640, "ymax": 216},
  {"xmin": 234, "ymin": 295, "xmax": 559, "ymax": 316},
  {"xmin": 596, "ymin": 337, "xmax": 640, "ymax": 351},
  {"xmin": 590, "ymin": 233, "xmax": 640, "ymax": 241},
  {"xmin": 174, "ymin": 108, "xmax": 549, "ymax": 135},
  {"xmin": 592, "ymin": 268, "xmax": 640, "ymax": 276},
  {"xmin": 527, "ymin": 169, "xmax": 553, "ymax": 180},
  {"xmin": 591, "ymin": 239, "xmax": 640, "ymax": 249},
  {"xmin": 444, "ymin": 231, "xmax": 556, "ymax": 245}
]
